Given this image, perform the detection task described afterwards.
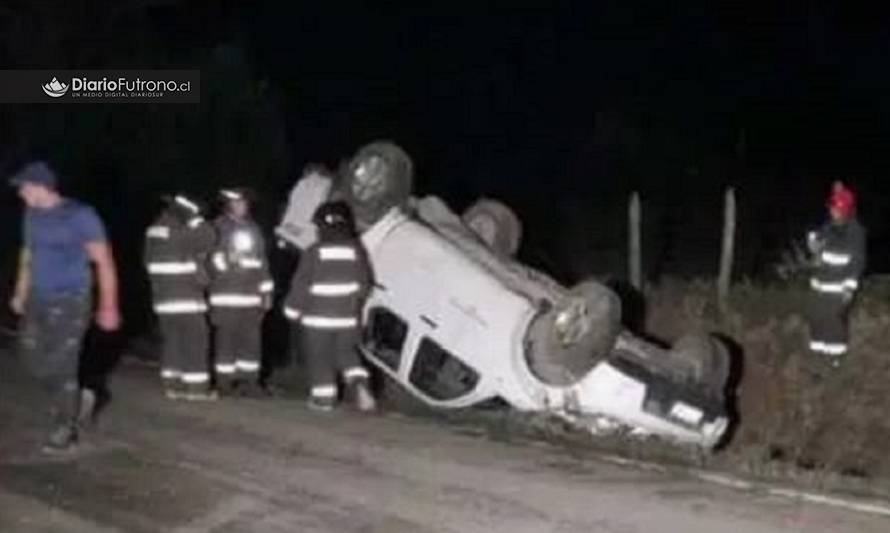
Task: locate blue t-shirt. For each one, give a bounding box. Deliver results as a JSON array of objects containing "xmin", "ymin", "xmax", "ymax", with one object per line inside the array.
[{"xmin": 24, "ymin": 200, "xmax": 108, "ymax": 297}]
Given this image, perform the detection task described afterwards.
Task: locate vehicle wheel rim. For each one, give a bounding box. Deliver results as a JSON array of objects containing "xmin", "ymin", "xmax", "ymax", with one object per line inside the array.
[
  {"xmin": 554, "ymin": 299, "xmax": 592, "ymax": 346},
  {"xmin": 352, "ymin": 156, "xmax": 390, "ymax": 202}
]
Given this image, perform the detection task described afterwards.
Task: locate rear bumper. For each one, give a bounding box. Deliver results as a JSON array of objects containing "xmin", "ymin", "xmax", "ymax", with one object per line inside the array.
[{"xmin": 568, "ymin": 359, "xmax": 730, "ymax": 449}]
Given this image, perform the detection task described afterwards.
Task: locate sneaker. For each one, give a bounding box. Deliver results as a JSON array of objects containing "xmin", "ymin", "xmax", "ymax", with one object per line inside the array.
[
  {"xmin": 77, "ymin": 388, "xmax": 97, "ymax": 426},
  {"xmin": 353, "ymin": 383, "xmax": 377, "ymax": 412},
  {"xmin": 41, "ymin": 425, "xmax": 78, "ymax": 455}
]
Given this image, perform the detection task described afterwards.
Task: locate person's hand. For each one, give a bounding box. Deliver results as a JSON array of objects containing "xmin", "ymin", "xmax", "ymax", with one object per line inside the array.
[
  {"xmin": 96, "ymin": 307, "xmax": 122, "ymax": 331},
  {"xmin": 806, "ymin": 231, "xmax": 823, "ymax": 254},
  {"xmin": 9, "ymin": 294, "xmax": 25, "ymax": 316}
]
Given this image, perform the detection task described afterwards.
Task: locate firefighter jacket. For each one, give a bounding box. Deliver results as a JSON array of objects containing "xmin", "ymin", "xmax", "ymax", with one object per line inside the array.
[
  {"xmin": 283, "ymin": 237, "xmax": 372, "ymax": 329},
  {"xmin": 144, "ymin": 210, "xmax": 216, "ymax": 314},
  {"xmin": 208, "ymin": 216, "xmax": 274, "ymax": 309},
  {"xmin": 810, "ymin": 218, "xmax": 867, "ymax": 297}
]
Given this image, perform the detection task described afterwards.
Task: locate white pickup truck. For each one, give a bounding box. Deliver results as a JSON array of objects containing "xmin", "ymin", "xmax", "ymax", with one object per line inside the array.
[{"xmin": 277, "ymin": 142, "xmax": 731, "ymax": 449}]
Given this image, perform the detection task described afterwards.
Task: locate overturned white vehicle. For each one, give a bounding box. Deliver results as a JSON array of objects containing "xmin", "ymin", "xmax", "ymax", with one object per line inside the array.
[{"xmin": 278, "ymin": 142, "xmax": 731, "ymax": 449}]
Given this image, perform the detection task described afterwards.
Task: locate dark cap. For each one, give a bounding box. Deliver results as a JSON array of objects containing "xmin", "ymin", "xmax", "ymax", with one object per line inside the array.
[{"xmin": 8, "ymin": 161, "xmax": 58, "ymax": 189}]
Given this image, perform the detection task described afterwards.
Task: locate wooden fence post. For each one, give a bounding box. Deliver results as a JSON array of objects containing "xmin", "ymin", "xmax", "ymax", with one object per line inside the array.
[
  {"xmin": 718, "ymin": 187, "xmax": 736, "ymax": 314},
  {"xmin": 629, "ymin": 192, "xmax": 642, "ymax": 291}
]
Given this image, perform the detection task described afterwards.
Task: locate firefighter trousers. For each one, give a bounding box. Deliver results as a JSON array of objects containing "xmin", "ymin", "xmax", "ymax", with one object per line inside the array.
[
  {"xmin": 212, "ymin": 308, "xmax": 263, "ymax": 383},
  {"xmin": 299, "ymin": 326, "xmax": 369, "ymax": 401},
  {"xmin": 158, "ymin": 313, "xmax": 210, "ymax": 387},
  {"xmin": 18, "ymin": 293, "xmax": 91, "ymax": 432},
  {"xmin": 807, "ymin": 291, "xmax": 851, "ymax": 357}
]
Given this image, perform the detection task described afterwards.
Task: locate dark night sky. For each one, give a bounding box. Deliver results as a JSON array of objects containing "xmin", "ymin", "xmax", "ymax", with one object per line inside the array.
[
  {"xmin": 241, "ymin": 3, "xmax": 889, "ymax": 166},
  {"xmin": 236, "ymin": 2, "xmax": 890, "ymax": 273},
  {"xmin": 3, "ymin": 2, "xmax": 890, "ymax": 333}
]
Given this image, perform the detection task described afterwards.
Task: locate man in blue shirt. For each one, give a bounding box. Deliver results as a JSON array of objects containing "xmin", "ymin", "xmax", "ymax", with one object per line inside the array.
[{"xmin": 8, "ymin": 161, "xmax": 121, "ymax": 453}]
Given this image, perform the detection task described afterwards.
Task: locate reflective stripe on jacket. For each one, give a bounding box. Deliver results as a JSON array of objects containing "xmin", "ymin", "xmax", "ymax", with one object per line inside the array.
[
  {"xmin": 144, "ymin": 210, "xmax": 215, "ymax": 307},
  {"xmin": 283, "ymin": 239, "xmax": 372, "ymax": 329},
  {"xmin": 208, "ymin": 216, "xmax": 273, "ymax": 308},
  {"xmin": 810, "ymin": 219, "xmax": 866, "ymax": 295}
]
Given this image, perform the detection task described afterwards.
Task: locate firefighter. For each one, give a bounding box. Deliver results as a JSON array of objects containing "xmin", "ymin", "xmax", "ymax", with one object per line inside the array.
[
  {"xmin": 209, "ymin": 188, "xmax": 273, "ymax": 396},
  {"xmin": 282, "ymin": 201, "xmax": 376, "ymax": 411},
  {"xmin": 806, "ymin": 181, "xmax": 867, "ymax": 366},
  {"xmin": 144, "ymin": 194, "xmax": 217, "ymax": 400}
]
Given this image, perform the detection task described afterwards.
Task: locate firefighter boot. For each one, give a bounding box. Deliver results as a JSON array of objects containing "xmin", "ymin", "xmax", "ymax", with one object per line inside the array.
[
  {"xmin": 216, "ymin": 375, "xmax": 240, "ymax": 398},
  {"xmin": 307, "ymin": 396, "xmax": 336, "ymax": 412},
  {"xmin": 307, "ymin": 384, "xmax": 337, "ymax": 412},
  {"xmin": 184, "ymin": 383, "xmax": 219, "ymax": 402},
  {"xmin": 238, "ymin": 379, "xmax": 266, "ymax": 399},
  {"xmin": 352, "ymin": 380, "xmax": 377, "ymax": 412},
  {"xmin": 163, "ymin": 378, "xmax": 184, "ymax": 400}
]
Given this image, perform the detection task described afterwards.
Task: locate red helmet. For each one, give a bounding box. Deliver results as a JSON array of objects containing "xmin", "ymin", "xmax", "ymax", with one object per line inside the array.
[{"xmin": 828, "ymin": 181, "xmax": 856, "ymax": 219}]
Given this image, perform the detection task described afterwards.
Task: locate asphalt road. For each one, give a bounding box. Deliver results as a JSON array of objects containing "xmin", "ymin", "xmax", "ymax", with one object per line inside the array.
[{"xmin": 1, "ymin": 352, "xmax": 889, "ymax": 533}]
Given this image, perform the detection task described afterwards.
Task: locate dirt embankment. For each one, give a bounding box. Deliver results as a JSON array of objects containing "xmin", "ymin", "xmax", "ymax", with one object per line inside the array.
[{"xmin": 645, "ymin": 278, "xmax": 890, "ymax": 486}]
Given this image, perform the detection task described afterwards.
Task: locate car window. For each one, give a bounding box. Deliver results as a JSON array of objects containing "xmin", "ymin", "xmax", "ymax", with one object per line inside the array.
[
  {"xmin": 409, "ymin": 338, "xmax": 480, "ymax": 401},
  {"xmin": 365, "ymin": 306, "xmax": 408, "ymax": 371}
]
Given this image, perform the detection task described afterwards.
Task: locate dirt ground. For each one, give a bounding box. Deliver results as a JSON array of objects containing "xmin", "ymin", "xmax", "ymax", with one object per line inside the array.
[{"xmin": 2, "ymin": 351, "xmax": 890, "ymax": 532}]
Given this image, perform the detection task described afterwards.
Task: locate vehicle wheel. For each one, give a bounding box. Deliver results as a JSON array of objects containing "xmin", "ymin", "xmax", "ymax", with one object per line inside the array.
[
  {"xmin": 342, "ymin": 141, "xmax": 414, "ymax": 228},
  {"xmin": 524, "ymin": 280, "xmax": 622, "ymax": 386},
  {"xmin": 667, "ymin": 333, "xmax": 730, "ymax": 396},
  {"xmin": 461, "ymin": 199, "xmax": 523, "ymax": 256}
]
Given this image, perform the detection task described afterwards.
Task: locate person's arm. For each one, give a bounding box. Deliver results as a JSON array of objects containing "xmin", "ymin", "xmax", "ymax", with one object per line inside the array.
[
  {"xmin": 845, "ymin": 224, "xmax": 867, "ymax": 295},
  {"xmin": 254, "ymin": 227, "xmax": 275, "ymax": 304},
  {"xmin": 86, "ymin": 241, "xmax": 121, "ymax": 331},
  {"xmin": 283, "ymin": 246, "xmax": 317, "ymax": 321},
  {"xmin": 79, "ymin": 207, "xmax": 120, "ymax": 330},
  {"xmin": 355, "ymin": 241, "xmax": 374, "ymax": 300},
  {"xmin": 193, "ymin": 222, "xmax": 218, "ymax": 288},
  {"xmin": 9, "ymin": 248, "xmax": 30, "ymax": 314}
]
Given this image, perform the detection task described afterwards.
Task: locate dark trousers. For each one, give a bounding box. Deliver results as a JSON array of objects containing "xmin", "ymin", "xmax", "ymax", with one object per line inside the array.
[
  {"xmin": 212, "ymin": 308, "xmax": 263, "ymax": 381},
  {"xmin": 18, "ymin": 293, "xmax": 91, "ymax": 430},
  {"xmin": 158, "ymin": 313, "xmax": 210, "ymax": 386},
  {"xmin": 808, "ymin": 292, "xmax": 851, "ymax": 355},
  {"xmin": 299, "ymin": 326, "xmax": 368, "ymax": 399}
]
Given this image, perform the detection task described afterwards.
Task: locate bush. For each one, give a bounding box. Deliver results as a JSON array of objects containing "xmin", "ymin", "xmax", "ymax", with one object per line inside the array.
[{"xmin": 646, "ymin": 278, "xmax": 890, "ymax": 483}]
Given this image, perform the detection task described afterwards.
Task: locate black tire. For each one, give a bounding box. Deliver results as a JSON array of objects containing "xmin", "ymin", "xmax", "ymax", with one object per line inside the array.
[
  {"xmin": 461, "ymin": 199, "xmax": 523, "ymax": 256},
  {"xmin": 524, "ymin": 280, "xmax": 622, "ymax": 386},
  {"xmin": 667, "ymin": 333, "xmax": 730, "ymax": 396},
  {"xmin": 342, "ymin": 141, "xmax": 414, "ymax": 228}
]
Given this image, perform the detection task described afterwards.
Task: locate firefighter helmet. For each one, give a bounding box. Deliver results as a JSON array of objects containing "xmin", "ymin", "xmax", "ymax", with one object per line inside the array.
[
  {"xmin": 220, "ymin": 187, "xmax": 253, "ymax": 201},
  {"xmin": 219, "ymin": 187, "xmax": 254, "ymax": 220},
  {"xmin": 162, "ymin": 193, "xmax": 204, "ymax": 223},
  {"xmin": 828, "ymin": 181, "xmax": 856, "ymax": 219},
  {"xmin": 312, "ymin": 200, "xmax": 355, "ymax": 235}
]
